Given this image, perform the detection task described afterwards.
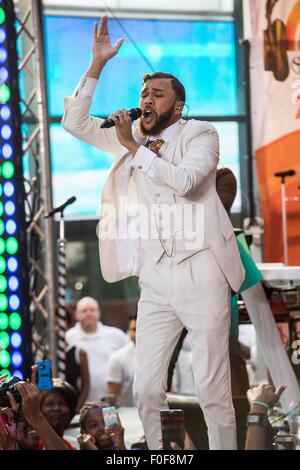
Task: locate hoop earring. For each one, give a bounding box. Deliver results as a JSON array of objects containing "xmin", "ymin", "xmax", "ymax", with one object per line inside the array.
[{"xmin": 179, "ymin": 103, "xmax": 190, "ymax": 125}]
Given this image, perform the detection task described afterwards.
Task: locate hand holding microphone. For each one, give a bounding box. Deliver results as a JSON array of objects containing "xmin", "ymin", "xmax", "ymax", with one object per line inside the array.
[
  {"xmin": 103, "ymin": 108, "xmax": 141, "ymax": 155},
  {"xmin": 100, "ymin": 108, "xmax": 142, "ymax": 128}
]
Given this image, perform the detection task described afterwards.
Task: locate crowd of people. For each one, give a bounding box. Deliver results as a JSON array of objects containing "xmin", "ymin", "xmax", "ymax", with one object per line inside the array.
[
  {"xmin": 0, "ymin": 295, "xmax": 293, "ymax": 451},
  {"xmin": 0, "ymin": 351, "xmax": 289, "ymax": 450}
]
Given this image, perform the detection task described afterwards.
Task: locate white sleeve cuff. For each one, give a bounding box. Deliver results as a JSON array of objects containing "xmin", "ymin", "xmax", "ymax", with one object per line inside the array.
[
  {"xmin": 130, "ymin": 146, "xmax": 157, "ymax": 177},
  {"xmin": 72, "ymin": 76, "xmax": 98, "ymax": 98}
]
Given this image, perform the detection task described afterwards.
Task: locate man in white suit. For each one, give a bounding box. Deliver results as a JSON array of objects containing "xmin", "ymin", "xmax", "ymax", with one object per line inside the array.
[{"xmin": 62, "ymin": 16, "xmax": 245, "ymax": 450}]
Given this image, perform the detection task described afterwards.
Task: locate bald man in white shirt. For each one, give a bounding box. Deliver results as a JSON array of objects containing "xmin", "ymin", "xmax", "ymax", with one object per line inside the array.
[{"xmin": 62, "ymin": 16, "xmax": 245, "ymax": 449}]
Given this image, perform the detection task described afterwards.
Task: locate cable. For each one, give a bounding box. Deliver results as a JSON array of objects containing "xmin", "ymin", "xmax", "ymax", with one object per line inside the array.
[{"xmin": 100, "ymin": 1, "xmax": 155, "ymax": 72}]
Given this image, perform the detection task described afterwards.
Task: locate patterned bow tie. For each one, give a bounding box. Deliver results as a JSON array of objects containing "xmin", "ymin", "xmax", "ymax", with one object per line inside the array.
[{"xmin": 147, "ymin": 138, "xmax": 165, "ymax": 156}]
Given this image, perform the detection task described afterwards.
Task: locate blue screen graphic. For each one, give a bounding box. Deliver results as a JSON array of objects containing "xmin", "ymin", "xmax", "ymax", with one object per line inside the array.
[{"xmin": 44, "ymin": 15, "xmax": 241, "ymax": 218}]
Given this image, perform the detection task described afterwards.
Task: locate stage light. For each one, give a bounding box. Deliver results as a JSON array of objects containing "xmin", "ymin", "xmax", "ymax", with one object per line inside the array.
[
  {"xmin": 1, "ymin": 124, "xmax": 12, "ymax": 139},
  {"xmin": 6, "ymin": 219, "xmax": 16, "ymax": 235},
  {"xmin": 0, "ymin": 256, "xmax": 5, "ymax": 273},
  {"xmin": 9, "ymin": 313, "xmax": 21, "ymax": 330},
  {"xmin": 8, "ymin": 276, "xmax": 18, "ymax": 291},
  {"xmin": 12, "ymin": 370, "xmax": 23, "ymax": 380},
  {"xmin": 7, "ymin": 256, "xmax": 17, "ymax": 272},
  {"xmin": 2, "ymin": 161, "xmax": 14, "ymax": 178},
  {"xmin": 0, "ymin": 66, "xmax": 8, "ymax": 82},
  {"xmin": 9, "ymin": 294, "xmax": 20, "ymax": 310},
  {"xmin": 5, "ymin": 200, "xmax": 15, "ymax": 216},
  {"xmin": 0, "ymin": 0, "xmax": 32, "ymax": 379},
  {"xmin": 0, "ymin": 85, "xmax": 10, "ymax": 103},
  {"xmin": 0, "ymin": 312, "xmax": 8, "ymax": 329},
  {"xmin": 0, "ymin": 105, "xmax": 10, "ymax": 120},
  {"xmin": 3, "ymin": 181, "xmax": 14, "ymax": 196},
  {"xmin": 2, "ymin": 143, "xmax": 13, "ymax": 159},
  {"xmin": 11, "ymin": 351, "xmax": 22, "ymax": 368},
  {"xmin": 6, "ymin": 237, "xmax": 18, "ymax": 254},
  {"xmin": 0, "ymin": 47, "xmax": 7, "ymax": 63},
  {"xmin": 0, "ymin": 28, "xmax": 6, "ymax": 44},
  {"xmin": 0, "ymin": 331, "xmax": 9, "ymax": 349},
  {"xmin": 0, "ymin": 274, "xmax": 7, "ymax": 291},
  {"xmin": 0, "ymin": 8, "xmax": 5, "ymax": 25},
  {"xmin": 11, "ymin": 332, "xmax": 22, "ymax": 348},
  {"xmin": 0, "ymin": 350, "xmax": 10, "ymax": 368},
  {"xmin": 0, "ymin": 293, "xmax": 7, "ymax": 310}
]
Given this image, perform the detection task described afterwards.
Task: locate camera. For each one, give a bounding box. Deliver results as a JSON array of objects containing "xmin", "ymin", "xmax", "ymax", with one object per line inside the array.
[{"xmin": 0, "ymin": 376, "xmax": 22, "ymax": 407}]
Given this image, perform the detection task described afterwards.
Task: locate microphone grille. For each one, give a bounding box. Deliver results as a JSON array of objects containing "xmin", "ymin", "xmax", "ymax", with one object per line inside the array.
[{"xmin": 129, "ymin": 108, "xmax": 142, "ymax": 119}]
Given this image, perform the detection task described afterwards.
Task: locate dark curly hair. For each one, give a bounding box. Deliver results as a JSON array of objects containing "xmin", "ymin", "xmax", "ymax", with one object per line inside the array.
[{"xmin": 79, "ymin": 400, "xmax": 109, "ymax": 431}]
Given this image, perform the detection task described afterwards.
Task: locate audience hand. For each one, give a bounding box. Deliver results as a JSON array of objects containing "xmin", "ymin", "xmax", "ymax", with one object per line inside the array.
[
  {"xmin": 159, "ymin": 432, "xmax": 196, "ymax": 451},
  {"xmin": 0, "ymin": 413, "xmax": 14, "ymax": 450},
  {"xmin": 14, "ymin": 382, "xmax": 41, "ymax": 426},
  {"xmin": 105, "ymin": 416, "xmax": 126, "ymax": 450},
  {"xmin": 247, "ymin": 384, "xmax": 287, "ymax": 410},
  {"xmin": 0, "ymin": 373, "xmax": 8, "ymax": 384},
  {"xmin": 77, "ymin": 432, "xmax": 98, "ymax": 450}
]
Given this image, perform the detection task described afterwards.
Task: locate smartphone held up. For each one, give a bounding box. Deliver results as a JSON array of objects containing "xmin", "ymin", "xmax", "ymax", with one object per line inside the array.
[{"xmin": 160, "ymin": 409, "xmax": 185, "ymax": 450}]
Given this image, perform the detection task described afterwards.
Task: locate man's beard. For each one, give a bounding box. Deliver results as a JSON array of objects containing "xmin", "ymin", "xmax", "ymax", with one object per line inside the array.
[{"xmin": 137, "ymin": 103, "xmax": 176, "ymax": 137}]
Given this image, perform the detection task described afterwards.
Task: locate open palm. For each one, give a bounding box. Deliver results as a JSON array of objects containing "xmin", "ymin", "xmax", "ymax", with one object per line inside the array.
[{"xmin": 92, "ymin": 15, "xmax": 124, "ymax": 62}]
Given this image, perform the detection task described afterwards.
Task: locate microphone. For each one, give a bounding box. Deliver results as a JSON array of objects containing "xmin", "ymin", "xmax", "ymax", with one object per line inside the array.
[
  {"xmin": 45, "ymin": 196, "xmax": 77, "ymax": 218},
  {"xmin": 274, "ymin": 169, "xmax": 296, "ymax": 178},
  {"xmin": 100, "ymin": 108, "xmax": 142, "ymax": 128}
]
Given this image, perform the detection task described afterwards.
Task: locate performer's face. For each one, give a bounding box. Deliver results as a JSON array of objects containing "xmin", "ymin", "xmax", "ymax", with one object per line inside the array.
[{"xmin": 138, "ymin": 78, "xmax": 182, "ymax": 136}]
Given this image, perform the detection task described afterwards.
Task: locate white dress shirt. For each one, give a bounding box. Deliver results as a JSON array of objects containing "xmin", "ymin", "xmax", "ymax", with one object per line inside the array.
[
  {"xmin": 66, "ymin": 321, "xmax": 129, "ymax": 401},
  {"xmin": 106, "ymin": 340, "xmax": 136, "ymax": 407}
]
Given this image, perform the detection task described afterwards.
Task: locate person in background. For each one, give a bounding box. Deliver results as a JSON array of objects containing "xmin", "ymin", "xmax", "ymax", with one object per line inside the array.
[
  {"xmin": 245, "ymin": 383, "xmax": 287, "ymax": 450},
  {"xmin": 39, "ymin": 378, "xmax": 78, "ymax": 449},
  {"xmin": 106, "ymin": 314, "xmax": 137, "ymax": 407},
  {"xmin": 66, "ymin": 296, "xmax": 129, "ymax": 401},
  {"xmin": 77, "ymin": 401, "xmax": 126, "ymax": 450},
  {"xmin": 65, "ymin": 302, "xmax": 90, "ymax": 412}
]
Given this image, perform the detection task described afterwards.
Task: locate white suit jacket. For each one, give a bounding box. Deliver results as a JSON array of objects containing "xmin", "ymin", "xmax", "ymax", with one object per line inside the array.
[{"xmin": 62, "ymin": 95, "xmax": 245, "ymax": 292}]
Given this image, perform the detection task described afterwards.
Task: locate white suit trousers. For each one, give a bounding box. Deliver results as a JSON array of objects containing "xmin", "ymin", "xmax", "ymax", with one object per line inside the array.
[{"xmin": 133, "ymin": 249, "xmax": 237, "ymax": 450}]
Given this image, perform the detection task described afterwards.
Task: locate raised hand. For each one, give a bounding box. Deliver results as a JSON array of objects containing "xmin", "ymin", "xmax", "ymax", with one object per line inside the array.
[
  {"xmin": 105, "ymin": 413, "xmax": 126, "ymax": 450},
  {"xmin": 92, "ymin": 15, "xmax": 124, "ymax": 63},
  {"xmin": 14, "ymin": 382, "xmax": 41, "ymax": 426},
  {"xmin": 77, "ymin": 432, "xmax": 98, "ymax": 450},
  {"xmin": 247, "ymin": 383, "xmax": 287, "ymax": 408},
  {"xmin": 0, "ymin": 373, "xmax": 8, "ymax": 384}
]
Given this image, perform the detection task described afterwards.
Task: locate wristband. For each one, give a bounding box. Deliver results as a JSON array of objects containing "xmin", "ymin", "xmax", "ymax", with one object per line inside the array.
[
  {"xmin": 251, "ymin": 400, "xmax": 270, "ymax": 410},
  {"xmin": 247, "ymin": 413, "xmax": 268, "ymax": 427}
]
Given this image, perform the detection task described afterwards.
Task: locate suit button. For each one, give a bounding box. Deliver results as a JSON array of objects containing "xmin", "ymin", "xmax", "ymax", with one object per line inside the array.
[
  {"xmin": 156, "ymin": 194, "xmax": 160, "ymax": 198},
  {"xmin": 138, "ymin": 165, "xmax": 143, "ymax": 169}
]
